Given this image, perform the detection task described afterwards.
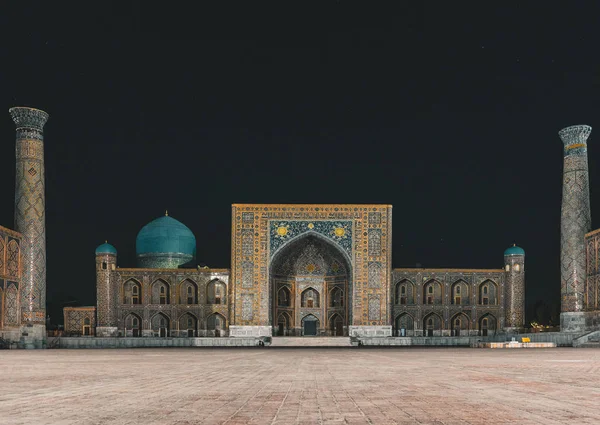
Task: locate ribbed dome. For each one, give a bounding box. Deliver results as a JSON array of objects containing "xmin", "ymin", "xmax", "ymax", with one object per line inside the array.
[
  {"xmin": 135, "ymin": 214, "xmax": 196, "ymax": 268},
  {"xmin": 96, "ymin": 242, "xmax": 117, "ymax": 255},
  {"xmin": 504, "ymin": 244, "xmax": 525, "ymax": 256}
]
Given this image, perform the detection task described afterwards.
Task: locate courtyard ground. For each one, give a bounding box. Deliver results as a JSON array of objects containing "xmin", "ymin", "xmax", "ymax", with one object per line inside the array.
[{"xmin": 0, "ymin": 347, "xmax": 599, "ymax": 425}]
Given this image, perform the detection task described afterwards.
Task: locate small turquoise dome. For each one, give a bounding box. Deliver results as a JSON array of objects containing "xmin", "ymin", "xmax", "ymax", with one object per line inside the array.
[
  {"xmin": 504, "ymin": 244, "xmax": 525, "ymax": 256},
  {"xmin": 135, "ymin": 213, "xmax": 196, "ymax": 268},
  {"xmin": 96, "ymin": 242, "xmax": 117, "ymax": 255}
]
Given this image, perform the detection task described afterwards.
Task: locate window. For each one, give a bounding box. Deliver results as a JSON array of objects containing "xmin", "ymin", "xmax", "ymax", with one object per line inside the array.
[
  {"xmin": 483, "ymin": 286, "xmax": 488, "ymax": 295},
  {"xmin": 455, "ymin": 318, "xmax": 460, "ymax": 327},
  {"xmin": 401, "ymin": 286, "xmax": 406, "ymax": 294},
  {"xmin": 132, "ymin": 286, "xmax": 139, "ymax": 304},
  {"xmin": 84, "ymin": 318, "xmax": 90, "ymax": 325},
  {"xmin": 456, "ymin": 286, "xmax": 460, "ymax": 294},
  {"xmin": 132, "ymin": 317, "xmax": 139, "ymax": 327},
  {"xmin": 187, "ymin": 318, "xmax": 193, "ymax": 328},
  {"xmin": 102, "ymin": 262, "xmax": 107, "ymax": 270},
  {"xmin": 187, "ymin": 286, "xmax": 194, "ymax": 305},
  {"xmin": 111, "ymin": 263, "xmax": 116, "ymax": 270},
  {"xmin": 428, "ymin": 286, "xmax": 433, "ymax": 294},
  {"xmin": 427, "ymin": 296, "xmax": 433, "ymax": 305},
  {"xmin": 455, "ymin": 296, "xmax": 461, "ymax": 305},
  {"xmin": 159, "ymin": 286, "xmax": 167, "ymax": 304},
  {"xmin": 215, "ymin": 285, "xmax": 222, "ymax": 305},
  {"xmin": 505, "ymin": 264, "xmax": 510, "ymax": 272},
  {"xmin": 514, "ymin": 264, "xmax": 520, "ymax": 272},
  {"xmin": 428, "ymin": 318, "xmax": 433, "ymax": 327}
]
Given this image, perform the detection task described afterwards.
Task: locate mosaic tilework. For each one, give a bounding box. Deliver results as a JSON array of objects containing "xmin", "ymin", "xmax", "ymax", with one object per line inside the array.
[
  {"xmin": 368, "ymin": 296, "xmax": 381, "ymax": 320},
  {"xmin": 504, "ymin": 253, "xmax": 525, "ymax": 328},
  {"xmin": 231, "ymin": 204, "xmax": 392, "ymax": 328},
  {"xmin": 269, "ymin": 220, "xmax": 352, "ymax": 258},
  {"xmin": 368, "ymin": 229, "xmax": 381, "ymax": 256},
  {"xmin": 368, "ymin": 261, "xmax": 382, "ymax": 288},
  {"xmin": 241, "ymin": 261, "xmax": 254, "ymax": 288},
  {"xmin": 6, "ymin": 240, "xmax": 18, "ymax": 278},
  {"xmin": 241, "ymin": 294, "xmax": 253, "ymax": 320},
  {"xmin": 96, "ymin": 253, "xmax": 118, "ymax": 327},
  {"xmin": 0, "ymin": 237, "xmax": 4, "ymax": 275},
  {"xmin": 63, "ymin": 307, "xmax": 96, "ymax": 335},
  {"xmin": 584, "ymin": 230, "xmax": 600, "ymax": 311},
  {"xmin": 559, "ymin": 125, "xmax": 592, "ymax": 312},
  {"xmin": 391, "ymin": 269, "xmax": 506, "ymax": 335},
  {"xmin": 10, "ymin": 107, "xmax": 49, "ymax": 324},
  {"xmin": 5, "ymin": 283, "xmax": 19, "ymax": 325}
]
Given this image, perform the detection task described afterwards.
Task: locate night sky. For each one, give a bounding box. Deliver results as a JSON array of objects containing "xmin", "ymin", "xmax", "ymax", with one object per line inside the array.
[{"xmin": 2, "ymin": 3, "xmax": 600, "ymax": 326}]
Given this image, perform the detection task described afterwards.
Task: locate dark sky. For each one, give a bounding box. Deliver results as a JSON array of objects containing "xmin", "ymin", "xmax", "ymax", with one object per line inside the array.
[{"xmin": 2, "ymin": 3, "xmax": 600, "ymax": 325}]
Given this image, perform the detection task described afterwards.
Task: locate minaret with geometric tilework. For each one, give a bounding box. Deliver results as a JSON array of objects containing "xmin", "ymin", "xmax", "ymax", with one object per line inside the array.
[
  {"xmin": 9, "ymin": 107, "xmax": 49, "ymax": 348},
  {"xmin": 559, "ymin": 125, "xmax": 592, "ymax": 332}
]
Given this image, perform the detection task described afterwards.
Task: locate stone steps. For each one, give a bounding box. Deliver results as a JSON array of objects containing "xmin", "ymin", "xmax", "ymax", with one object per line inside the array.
[{"xmin": 269, "ymin": 337, "xmax": 353, "ymax": 347}]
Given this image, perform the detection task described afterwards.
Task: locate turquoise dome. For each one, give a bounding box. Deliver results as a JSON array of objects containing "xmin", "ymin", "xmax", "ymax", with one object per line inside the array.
[
  {"xmin": 135, "ymin": 214, "xmax": 196, "ymax": 268},
  {"xmin": 504, "ymin": 245, "xmax": 525, "ymax": 256},
  {"xmin": 96, "ymin": 242, "xmax": 117, "ymax": 255}
]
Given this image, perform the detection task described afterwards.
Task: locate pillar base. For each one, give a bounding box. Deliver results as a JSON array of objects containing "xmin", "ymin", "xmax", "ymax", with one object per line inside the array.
[
  {"xmin": 349, "ymin": 326, "xmax": 392, "ymax": 337},
  {"xmin": 19, "ymin": 324, "xmax": 46, "ymax": 349},
  {"xmin": 96, "ymin": 326, "xmax": 118, "ymax": 337},
  {"xmin": 560, "ymin": 312, "xmax": 587, "ymax": 333},
  {"xmin": 229, "ymin": 326, "xmax": 272, "ymax": 337}
]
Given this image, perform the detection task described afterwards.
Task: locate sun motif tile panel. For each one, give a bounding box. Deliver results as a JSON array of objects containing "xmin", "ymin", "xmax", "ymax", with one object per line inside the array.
[
  {"xmin": 269, "ymin": 220, "xmax": 352, "ymax": 258},
  {"xmin": 231, "ymin": 204, "xmax": 392, "ymax": 327}
]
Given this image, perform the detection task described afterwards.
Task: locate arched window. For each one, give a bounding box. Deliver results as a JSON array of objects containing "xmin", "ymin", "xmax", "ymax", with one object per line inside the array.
[
  {"xmin": 123, "ymin": 280, "xmax": 142, "ymax": 305},
  {"xmin": 207, "ymin": 280, "xmax": 227, "ymax": 305},
  {"xmin": 180, "ymin": 279, "xmax": 198, "ymax": 305},
  {"xmin": 514, "ymin": 264, "xmax": 520, "ymax": 272},
  {"xmin": 151, "ymin": 280, "xmax": 170, "ymax": 304},
  {"xmin": 301, "ymin": 288, "xmax": 320, "ymax": 308},
  {"xmin": 330, "ymin": 287, "xmax": 344, "ymax": 308},
  {"xmin": 395, "ymin": 280, "xmax": 415, "ymax": 305},
  {"xmin": 505, "ymin": 264, "xmax": 510, "ymax": 272},
  {"xmin": 423, "ymin": 280, "xmax": 442, "ymax": 305},
  {"xmin": 102, "ymin": 262, "xmax": 107, "ymax": 270},
  {"xmin": 478, "ymin": 281, "xmax": 498, "ymax": 305},
  {"xmin": 278, "ymin": 286, "xmax": 291, "ymax": 307}
]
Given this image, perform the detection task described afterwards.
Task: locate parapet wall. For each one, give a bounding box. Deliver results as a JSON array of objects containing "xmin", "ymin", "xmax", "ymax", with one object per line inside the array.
[{"xmin": 55, "ymin": 337, "xmax": 264, "ymax": 349}]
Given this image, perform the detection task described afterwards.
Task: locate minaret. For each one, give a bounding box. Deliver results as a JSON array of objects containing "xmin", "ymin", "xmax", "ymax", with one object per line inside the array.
[
  {"xmin": 95, "ymin": 242, "xmax": 118, "ymax": 337},
  {"xmin": 9, "ymin": 107, "xmax": 49, "ymax": 348},
  {"xmin": 504, "ymin": 244, "xmax": 525, "ymax": 330},
  {"xmin": 559, "ymin": 125, "xmax": 592, "ymax": 332}
]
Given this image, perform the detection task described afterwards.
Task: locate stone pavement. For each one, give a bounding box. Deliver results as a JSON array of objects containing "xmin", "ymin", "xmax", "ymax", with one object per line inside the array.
[{"xmin": 1, "ymin": 347, "xmax": 599, "ymax": 425}]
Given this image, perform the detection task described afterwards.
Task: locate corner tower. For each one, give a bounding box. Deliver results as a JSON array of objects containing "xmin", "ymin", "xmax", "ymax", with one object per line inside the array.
[
  {"xmin": 95, "ymin": 242, "xmax": 118, "ymax": 337},
  {"xmin": 504, "ymin": 244, "xmax": 525, "ymax": 330},
  {"xmin": 9, "ymin": 107, "xmax": 49, "ymax": 348},
  {"xmin": 559, "ymin": 125, "xmax": 592, "ymax": 332}
]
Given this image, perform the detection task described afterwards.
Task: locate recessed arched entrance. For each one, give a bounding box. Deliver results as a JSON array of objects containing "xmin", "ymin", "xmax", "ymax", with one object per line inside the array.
[
  {"xmin": 302, "ymin": 314, "xmax": 319, "ymax": 336},
  {"xmin": 269, "ymin": 232, "xmax": 352, "ymax": 336}
]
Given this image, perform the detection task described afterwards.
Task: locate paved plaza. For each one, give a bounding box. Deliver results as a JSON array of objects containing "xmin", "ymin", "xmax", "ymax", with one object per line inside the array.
[{"xmin": 1, "ymin": 347, "xmax": 599, "ymax": 425}]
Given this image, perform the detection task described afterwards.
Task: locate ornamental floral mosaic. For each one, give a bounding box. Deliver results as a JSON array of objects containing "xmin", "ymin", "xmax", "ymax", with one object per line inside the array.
[{"xmin": 270, "ymin": 220, "xmax": 352, "ymax": 258}]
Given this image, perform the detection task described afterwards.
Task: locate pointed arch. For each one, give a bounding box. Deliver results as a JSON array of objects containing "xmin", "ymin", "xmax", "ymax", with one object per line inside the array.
[
  {"xmin": 150, "ymin": 312, "xmax": 170, "ymax": 337},
  {"xmin": 6, "ymin": 239, "xmax": 19, "ymax": 277},
  {"xmin": 478, "ymin": 279, "xmax": 498, "ymax": 305},
  {"xmin": 179, "ymin": 312, "xmax": 198, "ymax": 337},
  {"xmin": 395, "ymin": 312, "xmax": 414, "ymax": 336},
  {"xmin": 423, "ymin": 279, "xmax": 443, "ymax": 305},
  {"xmin": 207, "ymin": 279, "xmax": 226, "ymax": 305},
  {"xmin": 277, "ymin": 286, "xmax": 292, "ymax": 307},
  {"xmin": 301, "ymin": 287, "xmax": 320, "ymax": 308},
  {"xmin": 329, "ymin": 313, "xmax": 344, "ymax": 336},
  {"xmin": 422, "ymin": 312, "xmax": 443, "ymax": 337},
  {"xmin": 180, "ymin": 278, "xmax": 198, "ymax": 305},
  {"xmin": 124, "ymin": 312, "xmax": 142, "ymax": 337},
  {"xmin": 151, "ymin": 279, "xmax": 170, "ymax": 304},
  {"xmin": 479, "ymin": 313, "xmax": 497, "ymax": 336},
  {"xmin": 0, "ymin": 237, "xmax": 5, "ymax": 274},
  {"xmin": 301, "ymin": 314, "xmax": 319, "ymax": 336},
  {"xmin": 206, "ymin": 312, "xmax": 226, "ymax": 337},
  {"xmin": 123, "ymin": 278, "xmax": 142, "ymax": 304},
  {"xmin": 395, "ymin": 279, "xmax": 415, "ymax": 305},
  {"xmin": 329, "ymin": 286, "xmax": 344, "ymax": 308},
  {"xmin": 451, "ymin": 279, "xmax": 470, "ymax": 305},
  {"xmin": 451, "ymin": 312, "xmax": 470, "ymax": 336},
  {"xmin": 276, "ymin": 311, "xmax": 292, "ymax": 336}
]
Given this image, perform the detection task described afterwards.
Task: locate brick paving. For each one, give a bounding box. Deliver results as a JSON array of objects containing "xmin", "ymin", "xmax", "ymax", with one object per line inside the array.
[{"xmin": 1, "ymin": 347, "xmax": 600, "ymax": 425}]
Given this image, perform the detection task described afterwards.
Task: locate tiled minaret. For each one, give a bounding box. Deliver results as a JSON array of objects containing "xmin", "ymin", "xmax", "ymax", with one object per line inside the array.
[
  {"xmin": 9, "ymin": 107, "xmax": 49, "ymax": 348},
  {"xmin": 559, "ymin": 125, "xmax": 592, "ymax": 332},
  {"xmin": 504, "ymin": 245, "xmax": 525, "ymax": 330}
]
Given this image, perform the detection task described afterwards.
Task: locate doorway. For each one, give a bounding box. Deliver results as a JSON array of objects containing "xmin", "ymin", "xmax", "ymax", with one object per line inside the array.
[{"xmin": 302, "ymin": 315, "xmax": 319, "ymax": 336}]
